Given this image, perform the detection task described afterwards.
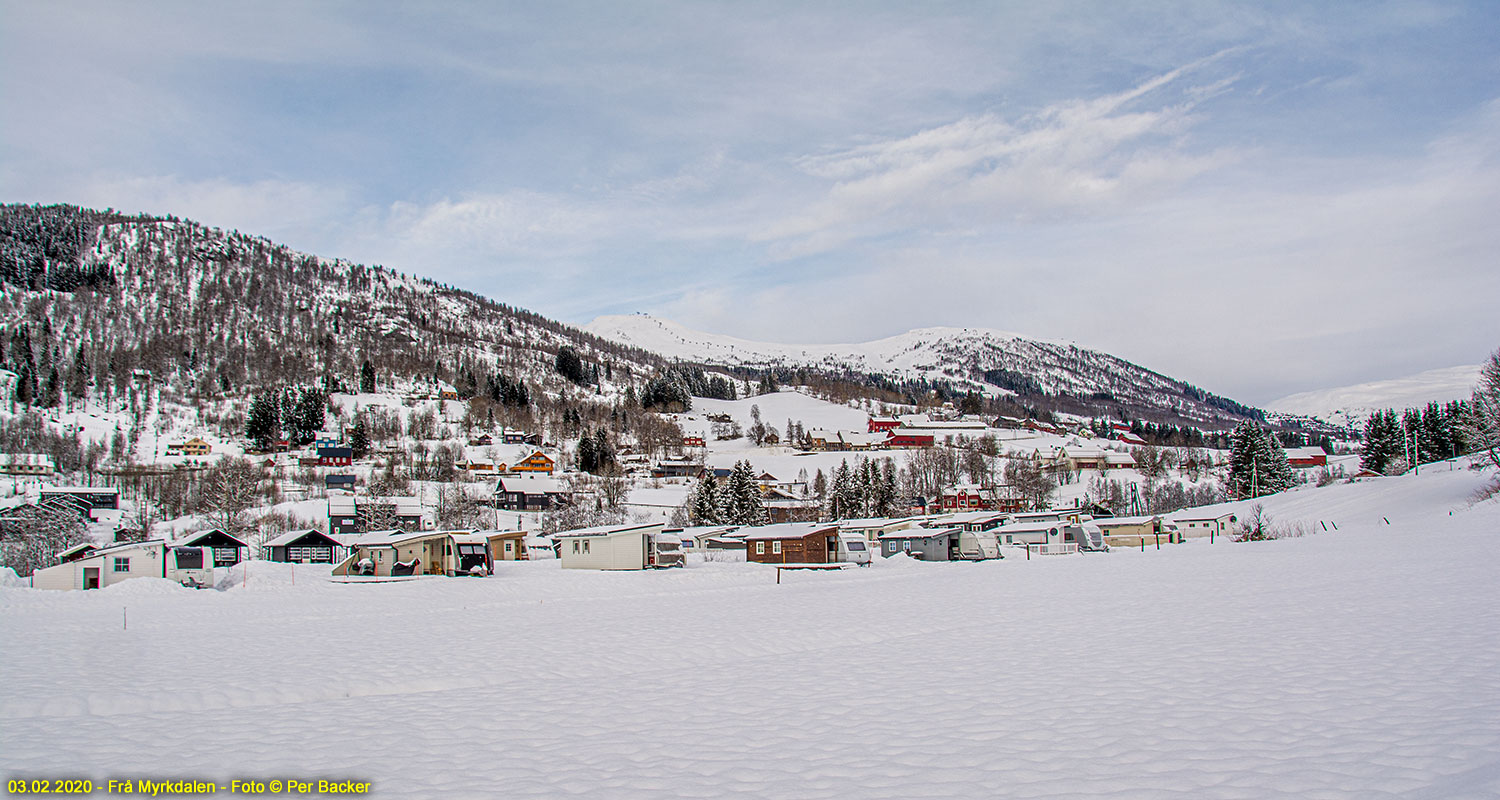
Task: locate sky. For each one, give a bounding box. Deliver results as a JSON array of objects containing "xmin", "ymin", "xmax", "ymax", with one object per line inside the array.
[{"xmin": 2, "ymin": 1, "xmax": 1498, "ymax": 405}]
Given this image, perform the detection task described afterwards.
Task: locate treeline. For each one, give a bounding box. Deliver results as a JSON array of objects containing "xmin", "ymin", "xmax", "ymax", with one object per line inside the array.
[{"xmin": 1360, "ymin": 400, "xmax": 1474, "ymax": 475}]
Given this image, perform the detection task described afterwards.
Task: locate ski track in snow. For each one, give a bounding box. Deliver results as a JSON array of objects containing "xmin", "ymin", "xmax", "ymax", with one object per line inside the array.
[{"xmin": 3, "ymin": 468, "xmax": 1500, "ymax": 798}]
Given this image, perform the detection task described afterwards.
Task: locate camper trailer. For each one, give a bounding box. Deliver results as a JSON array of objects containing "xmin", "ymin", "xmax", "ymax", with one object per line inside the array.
[
  {"xmin": 995, "ymin": 520, "xmax": 1108, "ymax": 552},
  {"xmin": 31, "ymin": 540, "xmax": 214, "ymax": 590}
]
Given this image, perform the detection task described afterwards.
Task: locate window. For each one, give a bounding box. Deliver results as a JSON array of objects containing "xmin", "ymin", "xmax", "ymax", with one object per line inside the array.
[
  {"xmin": 755, "ymin": 542, "xmax": 766, "ymax": 554},
  {"xmin": 582, "ymin": 540, "xmax": 591, "ymax": 554},
  {"xmin": 504, "ymin": 541, "xmax": 513, "ymax": 553},
  {"xmin": 287, "ymin": 546, "xmax": 329, "ymax": 563},
  {"xmin": 573, "ymin": 541, "xmax": 581, "ymax": 554},
  {"xmin": 846, "ymin": 541, "xmax": 866, "ymax": 552},
  {"xmin": 113, "ymin": 557, "xmax": 130, "ymax": 572},
  {"xmin": 772, "ymin": 541, "xmax": 782, "ymax": 554},
  {"xmin": 887, "ymin": 541, "xmax": 899, "ymax": 553}
]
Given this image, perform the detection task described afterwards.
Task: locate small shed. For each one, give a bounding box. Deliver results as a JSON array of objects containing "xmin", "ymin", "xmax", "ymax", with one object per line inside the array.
[
  {"xmin": 485, "ymin": 530, "xmax": 529, "ymax": 561},
  {"xmin": 173, "ymin": 529, "xmax": 249, "ymax": 567},
  {"xmin": 263, "ymin": 529, "xmax": 347, "ymax": 563},
  {"xmin": 878, "ymin": 527, "xmax": 963, "ymax": 560},
  {"xmin": 744, "ymin": 523, "xmax": 840, "ymax": 564}
]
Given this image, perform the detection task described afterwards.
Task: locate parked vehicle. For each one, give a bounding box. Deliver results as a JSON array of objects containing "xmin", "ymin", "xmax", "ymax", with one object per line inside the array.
[{"xmin": 834, "ymin": 532, "xmax": 872, "ymax": 565}]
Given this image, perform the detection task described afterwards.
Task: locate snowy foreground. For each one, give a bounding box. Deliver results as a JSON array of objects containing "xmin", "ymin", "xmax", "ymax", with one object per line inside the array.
[{"xmin": 4, "ymin": 468, "xmax": 1499, "ymax": 798}]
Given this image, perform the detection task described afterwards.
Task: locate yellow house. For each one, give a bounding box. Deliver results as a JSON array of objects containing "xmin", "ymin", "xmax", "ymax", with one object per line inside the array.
[
  {"xmin": 511, "ymin": 451, "xmax": 555, "ymax": 475},
  {"xmin": 181, "ymin": 438, "xmax": 212, "ymax": 456}
]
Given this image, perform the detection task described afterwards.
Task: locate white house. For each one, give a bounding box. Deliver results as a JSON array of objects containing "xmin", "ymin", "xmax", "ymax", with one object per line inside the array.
[
  {"xmin": 554, "ymin": 523, "xmax": 681, "ymax": 570},
  {"xmin": 31, "ymin": 539, "xmax": 214, "ymax": 590},
  {"xmin": 1171, "ymin": 510, "xmax": 1239, "ymax": 540}
]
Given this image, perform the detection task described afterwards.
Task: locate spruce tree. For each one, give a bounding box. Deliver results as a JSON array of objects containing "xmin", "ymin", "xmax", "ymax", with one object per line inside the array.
[
  {"xmin": 690, "ymin": 474, "xmax": 720, "ymax": 525},
  {"xmin": 1229, "ymin": 422, "xmax": 1292, "ymax": 498},
  {"xmin": 359, "ymin": 359, "xmax": 376, "ymax": 394},
  {"xmin": 245, "ymin": 393, "xmax": 280, "ymax": 451},
  {"xmin": 577, "ymin": 429, "xmax": 598, "ymax": 473},
  {"xmin": 350, "ymin": 416, "xmax": 370, "ymax": 459}
]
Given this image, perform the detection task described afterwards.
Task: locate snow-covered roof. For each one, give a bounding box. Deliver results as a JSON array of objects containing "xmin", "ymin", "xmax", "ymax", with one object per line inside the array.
[
  {"xmin": 1286, "ymin": 446, "xmax": 1328, "ymax": 460},
  {"xmin": 56, "ymin": 542, "xmax": 99, "ymax": 559},
  {"xmin": 495, "ymin": 474, "xmax": 566, "ymax": 494},
  {"xmin": 347, "ymin": 529, "xmax": 410, "ymax": 547},
  {"xmin": 933, "ymin": 511, "xmax": 1008, "ymax": 525},
  {"xmin": 996, "ymin": 521, "xmax": 1070, "ymax": 534},
  {"xmin": 1093, "ymin": 515, "xmax": 1164, "ymax": 527},
  {"xmin": 263, "ymin": 529, "xmax": 328, "ymax": 547},
  {"xmin": 837, "ymin": 517, "xmax": 915, "ymax": 530},
  {"xmin": 328, "ymin": 496, "xmax": 424, "ymax": 516},
  {"xmin": 554, "ymin": 522, "xmax": 660, "ymax": 538},
  {"xmin": 877, "ymin": 527, "xmax": 959, "ymax": 540},
  {"xmin": 742, "ymin": 522, "xmax": 839, "ymax": 540},
  {"xmin": 172, "ymin": 529, "xmax": 249, "ymax": 547}
]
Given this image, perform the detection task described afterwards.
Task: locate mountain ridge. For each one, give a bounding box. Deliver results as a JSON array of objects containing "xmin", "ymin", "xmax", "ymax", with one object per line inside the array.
[{"xmin": 584, "ymin": 312, "xmax": 1262, "ymax": 425}]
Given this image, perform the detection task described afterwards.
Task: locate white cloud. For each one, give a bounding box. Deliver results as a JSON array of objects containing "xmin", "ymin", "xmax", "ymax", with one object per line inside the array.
[{"xmin": 756, "ymin": 60, "xmax": 1243, "ymax": 255}]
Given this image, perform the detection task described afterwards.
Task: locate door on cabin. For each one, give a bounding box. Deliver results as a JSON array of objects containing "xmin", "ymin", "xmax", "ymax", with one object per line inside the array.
[{"xmin": 84, "ymin": 567, "xmax": 100, "ymax": 590}]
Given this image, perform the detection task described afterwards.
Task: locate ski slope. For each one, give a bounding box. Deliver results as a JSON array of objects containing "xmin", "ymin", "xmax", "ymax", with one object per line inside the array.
[{"xmin": 2, "ymin": 465, "xmax": 1498, "ymax": 798}]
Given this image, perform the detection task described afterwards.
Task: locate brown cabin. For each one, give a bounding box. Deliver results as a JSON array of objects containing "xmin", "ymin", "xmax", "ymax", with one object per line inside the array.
[{"xmin": 743, "ymin": 523, "xmax": 841, "ymax": 564}]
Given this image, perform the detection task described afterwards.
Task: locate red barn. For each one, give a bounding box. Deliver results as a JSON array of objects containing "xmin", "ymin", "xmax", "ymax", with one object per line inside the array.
[
  {"xmin": 1285, "ymin": 447, "xmax": 1328, "ymax": 468},
  {"xmin": 867, "ymin": 416, "xmax": 901, "ymax": 433},
  {"xmin": 886, "ymin": 432, "xmax": 934, "ymax": 448}
]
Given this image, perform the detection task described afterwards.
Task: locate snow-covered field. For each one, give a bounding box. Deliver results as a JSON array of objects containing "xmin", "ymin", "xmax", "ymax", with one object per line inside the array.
[{"xmin": 3, "ymin": 466, "xmax": 1498, "ymax": 798}]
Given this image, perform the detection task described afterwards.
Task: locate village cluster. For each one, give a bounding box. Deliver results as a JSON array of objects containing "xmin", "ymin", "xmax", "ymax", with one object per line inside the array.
[{"xmin": 7, "ymin": 400, "xmax": 1338, "ymax": 590}]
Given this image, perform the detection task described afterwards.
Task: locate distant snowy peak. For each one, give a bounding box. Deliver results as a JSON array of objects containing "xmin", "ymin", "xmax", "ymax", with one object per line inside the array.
[
  {"xmin": 584, "ymin": 313, "xmax": 1047, "ymax": 369},
  {"xmin": 584, "ymin": 313, "xmax": 1260, "ymax": 425},
  {"xmin": 1267, "ymin": 365, "xmax": 1482, "ymax": 426}
]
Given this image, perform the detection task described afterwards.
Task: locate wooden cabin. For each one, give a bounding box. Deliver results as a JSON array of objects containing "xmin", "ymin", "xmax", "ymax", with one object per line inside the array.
[
  {"xmin": 743, "ymin": 523, "xmax": 841, "ymax": 564},
  {"xmin": 263, "ymin": 529, "xmax": 348, "ymax": 563},
  {"xmin": 172, "ymin": 529, "xmax": 249, "ymax": 568}
]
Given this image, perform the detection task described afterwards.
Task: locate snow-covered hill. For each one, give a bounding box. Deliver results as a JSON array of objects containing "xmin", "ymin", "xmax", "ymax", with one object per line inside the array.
[
  {"xmin": 586, "ymin": 313, "xmax": 1260, "ymax": 425},
  {"xmin": 1267, "ymin": 364, "xmax": 1481, "ymax": 428}
]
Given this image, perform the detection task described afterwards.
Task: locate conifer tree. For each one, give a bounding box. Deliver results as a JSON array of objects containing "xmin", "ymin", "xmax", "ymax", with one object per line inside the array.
[
  {"xmin": 722, "ymin": 460, "xmax": 766, "ymax": 526},
  {"xmin": 690, "ymin": 473, "xmax": 721, "ymax": 525},
  {"xmin": 350, "ymin": 416, "xmax": 370, "ymax": 459},
  {"xmin": 1229, "ymin": 423, "xmax": 1292, "ymax": 498},
  {"xmin": 245, "ymin": 393, "xmax": 281, "ymax": 451},
  {"xmin": 1461, "ymin": 347, "xmax": 1500, "ymax": 469}
]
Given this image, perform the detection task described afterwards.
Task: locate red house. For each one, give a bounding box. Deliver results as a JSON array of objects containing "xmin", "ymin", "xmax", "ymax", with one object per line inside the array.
[
  {"xmin": 683, "ymin": 436, "xmax": 706, "ymax": 448},
  {"xmin": 867, "ymin": 416, "xmax": 901, "ymax": 433},
  {"xmin": 937, "ymin": 485, "xmax": 1021, "ymax": 513},
  {"xmin": 1285, "ymin": 447, "xmax": 1328, "ymax": 468},
  {"xmin": 886, "ymin": 432, "xmax": 934, "ymax": 448},
  {"xmin": 317, "ymin": 446, "xmax": 353, "ymax": 467}
]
